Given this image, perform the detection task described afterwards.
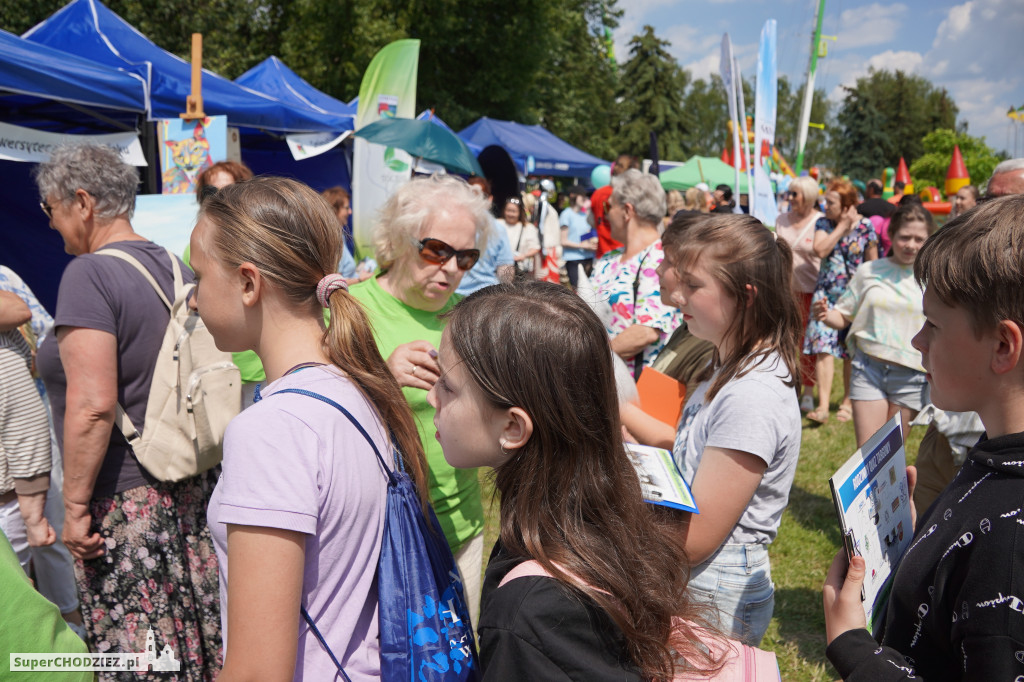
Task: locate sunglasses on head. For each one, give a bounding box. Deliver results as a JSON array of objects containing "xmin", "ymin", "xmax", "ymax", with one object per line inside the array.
[{"xmin": 418, "ymin": 237, "xmax": 481, "ymax": 271}]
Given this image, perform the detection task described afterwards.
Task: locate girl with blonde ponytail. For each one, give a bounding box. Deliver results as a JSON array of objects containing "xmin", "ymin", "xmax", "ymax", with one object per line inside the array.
[{"xmin": 189, "ymin": 176, "xmax": 428, "ymax": 681}]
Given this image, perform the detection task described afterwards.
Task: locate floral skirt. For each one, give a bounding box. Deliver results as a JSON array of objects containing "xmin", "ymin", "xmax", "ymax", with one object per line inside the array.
[
  {"xmin": 804, "ymin": 289, "xmax": 849, "ymax": 359},
  {"xmin": 76, "ymin": 468, "xmax": 222, "ymax": 681}
]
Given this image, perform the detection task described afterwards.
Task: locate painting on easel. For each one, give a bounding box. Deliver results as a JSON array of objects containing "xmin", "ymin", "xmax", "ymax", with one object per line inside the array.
[{"xmin": 157, "ymin": 116, "xmax": 227, "ymax": 194}]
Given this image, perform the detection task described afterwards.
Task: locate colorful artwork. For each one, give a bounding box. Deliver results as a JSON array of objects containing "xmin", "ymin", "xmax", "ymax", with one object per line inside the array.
[{"xmin": 157, "ymin": 116, "xmax": 227, "ymax": 194}]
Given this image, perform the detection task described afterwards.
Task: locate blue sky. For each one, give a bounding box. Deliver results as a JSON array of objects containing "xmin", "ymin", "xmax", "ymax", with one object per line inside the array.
[{"xmin": 613, "ymin": 0, "xmax": 1024, "ymax": 157}]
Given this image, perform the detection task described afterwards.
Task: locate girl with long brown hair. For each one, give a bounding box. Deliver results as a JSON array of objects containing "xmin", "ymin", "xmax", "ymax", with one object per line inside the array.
[
  {"xmin": 427, "ymin": 280, "xmax": 722, "ymax": 680},
  {"xmin": 658, "ymin": 213, "xmax": 803, "ymax": 646},
  {"xmin": 189, "ymin": 176, "xmax": 428, "ymax": 681}
]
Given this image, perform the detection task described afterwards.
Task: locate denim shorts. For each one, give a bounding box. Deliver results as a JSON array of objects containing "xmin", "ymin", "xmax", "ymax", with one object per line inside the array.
[
  {"xmin": 687, "ymin": 543, "xmax": 774, "ymax": 646},
  {"xmin": 849, "ymin": 349, "xmax": 929, "ymax": 411}
]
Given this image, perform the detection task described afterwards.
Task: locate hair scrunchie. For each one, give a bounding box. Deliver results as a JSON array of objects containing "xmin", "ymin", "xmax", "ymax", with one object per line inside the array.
[{"xmin": 316, "ymin": 273, "xmax": 348, "ymax": 307}]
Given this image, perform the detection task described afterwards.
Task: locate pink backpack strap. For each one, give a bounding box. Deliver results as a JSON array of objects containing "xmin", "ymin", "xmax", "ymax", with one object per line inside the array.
[
  {"xmin": 673, "ymin": 620, "xmax": 780, "ymax": 682},
  {"xmin": 498, "ymin": 559, "xmax": 555, "ymax": 588}
]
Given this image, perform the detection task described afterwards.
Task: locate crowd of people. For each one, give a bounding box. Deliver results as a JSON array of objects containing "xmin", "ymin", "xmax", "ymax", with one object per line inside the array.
[{"xmin": 3, "ymin": 143, "xmax": 1024, "ymax": 681}]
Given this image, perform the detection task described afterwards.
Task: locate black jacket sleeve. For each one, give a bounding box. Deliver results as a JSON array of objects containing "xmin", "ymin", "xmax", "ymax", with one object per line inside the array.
[{"xmin": 827, "ymin": 629, "xmax": 918, "ymax": 681}]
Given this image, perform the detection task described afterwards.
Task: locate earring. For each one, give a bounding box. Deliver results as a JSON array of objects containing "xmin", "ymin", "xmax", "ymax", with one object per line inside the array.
[{"xmin": 499, "ymin": 438, "xmax": 512, "ymax": 458}]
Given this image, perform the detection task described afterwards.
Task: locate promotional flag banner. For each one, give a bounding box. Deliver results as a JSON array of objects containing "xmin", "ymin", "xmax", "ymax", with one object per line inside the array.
[
  {"xmin": 734, "ymin": 56, "xmax": 754, "ymax": 212},
  {"xmin": 352, "ymin": 39, "xmax": 420, "ymax": 260},
  {"xmin": 752, "ymin": 19, "xmax": 779, "ymax": 226},
  {"xmin": 720, "ymin": 34, "xmax": 742, "ymax": 210}
]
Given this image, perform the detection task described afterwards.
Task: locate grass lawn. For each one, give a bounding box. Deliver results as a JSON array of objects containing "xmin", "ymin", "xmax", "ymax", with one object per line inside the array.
[{"xmin": 477, "ymin": 359, "xmax": 924, "ymax": 681}]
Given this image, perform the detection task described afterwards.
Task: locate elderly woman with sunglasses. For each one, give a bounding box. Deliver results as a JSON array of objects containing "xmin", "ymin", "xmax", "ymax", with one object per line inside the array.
[{"xmin": 348, "ymin": 174, "xmax": 492, "ymax": 624}]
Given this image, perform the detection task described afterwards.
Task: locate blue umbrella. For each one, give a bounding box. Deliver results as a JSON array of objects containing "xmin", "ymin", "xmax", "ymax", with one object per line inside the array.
[{"xmin": 354, "ymin": 117, "xmax": 483, "ymax": 176}]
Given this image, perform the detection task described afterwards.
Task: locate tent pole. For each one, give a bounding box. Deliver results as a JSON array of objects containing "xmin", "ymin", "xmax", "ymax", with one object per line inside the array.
[{"xmin": 138, "ymin": 116, "xmax": 159, "ymax": 194}]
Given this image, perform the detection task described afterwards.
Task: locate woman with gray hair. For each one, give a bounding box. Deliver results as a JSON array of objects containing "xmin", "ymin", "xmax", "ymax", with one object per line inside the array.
[
  {"xmin": 775, "ymin": 175, "xmax": 824, "ymax": 411},
  {"xmin": 34, "ymin": 144, "xmax": 221, "ymax": 678},
  {"xmin": 590, "ymin": 169, "xmax": 682, "ymax": 377},
  {"xmin": 349, "ymin": 173, "xmax": 492, "ymax": 625}
]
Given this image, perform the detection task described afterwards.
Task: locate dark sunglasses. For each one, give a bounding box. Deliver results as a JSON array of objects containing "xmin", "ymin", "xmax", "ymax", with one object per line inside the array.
[
  {"xmin": 40, "ymin": 201, "xmax": 54, "ymax": 219},
  {"xmin": 418, "ymin": 237, "xmax": 480, "ymax": 271},
  {"xmin": 786, "ymin": 191, "xmax": 798, "ymax": 199}
]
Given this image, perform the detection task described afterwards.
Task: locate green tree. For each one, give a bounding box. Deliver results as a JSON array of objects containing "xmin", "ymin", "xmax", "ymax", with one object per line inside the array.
[
  {"xmin": 277, "ymin": 0, "xmax": 406, "ymax": 102},
  {"xmin": 677, "ymin": 76, "xmax": 726, "ymax": 158},
  {"xmin": 0, "ymin": 0, "xmax": 66, "ymax": 35},
  {"xmin": 834, "ymin": 68, "xmax": 959, "ymax": 179},
  {"xmin": 527, "ymin": 0, "xmax": 620, "ymax": 160},
  {"xmin": 835, "ymin": 84, "xmax": 893, "ymax": 181},
  {"xmin": 614, "ymin": 26, "xmax": 690, "ymax": 160},
  {"xmin": 909, "ymin": 129, "xmax": 1003, "ymax": 194}
]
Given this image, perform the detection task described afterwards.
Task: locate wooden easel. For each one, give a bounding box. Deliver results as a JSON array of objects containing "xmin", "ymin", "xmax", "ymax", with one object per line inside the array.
[{"xmin": 180, "ymin": 33, "xmax": 206, "ymax": 120}]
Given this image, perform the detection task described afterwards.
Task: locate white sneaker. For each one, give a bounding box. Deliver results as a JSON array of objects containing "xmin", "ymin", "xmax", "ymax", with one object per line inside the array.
[{"xmin": 800, "ymin": 394, "xmax": 815, "ymax": 412}]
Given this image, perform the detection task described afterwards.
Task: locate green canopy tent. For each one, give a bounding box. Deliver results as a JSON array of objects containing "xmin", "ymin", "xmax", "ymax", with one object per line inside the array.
[{"xmin": 660, "ymin": 156, "xmax": 749, "ymax": 193}]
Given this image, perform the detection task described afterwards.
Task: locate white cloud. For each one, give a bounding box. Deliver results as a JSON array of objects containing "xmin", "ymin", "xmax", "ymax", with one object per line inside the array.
[
  {"xmin": 866, "ymin": 50, "xmax": 925, "ymax": 73},
  {"xmin": 933, "ymin": 1, "xmax": 973, "ymax": 45},
  {"xmin": 921, "ymin": 0, "xmax": 1024, "ymax": 152},
  {"xmin": 832, "ymin": 2, "xmax": 908, "ymax": 49},
  {"xmin": 685, "ymin": 54, "xmax": 722, "ymax": 82}
]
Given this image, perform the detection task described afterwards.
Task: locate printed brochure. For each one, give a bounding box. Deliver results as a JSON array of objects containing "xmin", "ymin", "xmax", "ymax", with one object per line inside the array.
[
  {"xmin": 625, "ymin": 443, "xmax": 699, "ymax": 514},
  {"xmin": 829, "ymin": 414, "xmax": 912, "ymax": 634}
]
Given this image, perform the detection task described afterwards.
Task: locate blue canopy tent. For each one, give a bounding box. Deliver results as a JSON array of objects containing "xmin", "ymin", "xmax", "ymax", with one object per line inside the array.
[
  {"xmin": 236, "ymin": 57, "xmax": 356, "ymax": 124},
  {"xmin": 24, "ymin": 0, "xmax": 349, "ymax": 133},
  {"xmin": 0, "ymin": 27, "xmax": 146, "ymax": 131},
  {"xmin": 233, "ymin": 55, "xmax": 356, "ymax": 192},
  {"xmin": 0, "ymin": 29, "xmax": 150, "ymax": 310},
  {"xmin": 458, "ymin": 117, "xmax": 606, "ymax": 178},
  {"xmin": 24, "ymin": 0, "xmax": 353, "ymax": 192}
]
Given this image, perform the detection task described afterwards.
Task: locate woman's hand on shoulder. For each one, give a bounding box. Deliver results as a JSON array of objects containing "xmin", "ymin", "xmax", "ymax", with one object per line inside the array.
[{"xmin": 387, "ymin": 340, "xmax": 440, "ymax": 391}]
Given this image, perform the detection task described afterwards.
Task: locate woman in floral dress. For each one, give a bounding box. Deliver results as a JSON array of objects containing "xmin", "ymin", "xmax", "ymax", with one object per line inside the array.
[
  {"xmin": 804, "ymin": 179, "xmax": 878, "ymax": 423},
  {"xmin": 590, "ymin": 170, "xmax": 682, "ymax": 379}
]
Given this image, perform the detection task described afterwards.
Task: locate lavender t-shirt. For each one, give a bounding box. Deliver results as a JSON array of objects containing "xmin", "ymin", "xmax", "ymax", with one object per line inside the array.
[{"xmin": 208, "ymin": 366, "xmax": 387, "ymax": 681}]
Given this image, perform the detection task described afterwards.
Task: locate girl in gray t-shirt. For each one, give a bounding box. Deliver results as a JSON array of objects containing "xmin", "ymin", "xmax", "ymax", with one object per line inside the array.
[{"xmin": 658, "ymin": 213, "xmax": 804, "ymax": 646}]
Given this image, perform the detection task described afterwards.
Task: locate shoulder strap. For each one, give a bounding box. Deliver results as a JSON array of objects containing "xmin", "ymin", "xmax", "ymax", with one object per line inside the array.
[
  {"xmin": 272, "ymin": 388, "xmax": 398, "ymax": 483},
  {"xmin": 272, "ymin": 386, "xmax": 398, "ymax": 682},
  {"xmin": 95, "ymin": 247, "xmax": 182, "ymax": 448},
  {"xmin": 300, "ymin": 607, "xmax": 353, "ymax": 682},
  {"xmin": 95, "ymin": 248, "xmax": 175, "ymax": 311},
  {"xmin": 498, "ymin": 559, "xmax": 551, "ymax": 589}
]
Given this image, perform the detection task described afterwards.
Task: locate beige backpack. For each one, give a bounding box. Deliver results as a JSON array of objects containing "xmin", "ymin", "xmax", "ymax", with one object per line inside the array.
[{"xmin": 98, "ymin": 248, "xmax": 241, "ymax": 482}]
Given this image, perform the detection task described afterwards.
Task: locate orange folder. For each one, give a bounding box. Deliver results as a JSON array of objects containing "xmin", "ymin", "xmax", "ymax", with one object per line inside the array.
[{"xmin": 636, "ymin": 367, "xmax": 687, "ymax": 427}]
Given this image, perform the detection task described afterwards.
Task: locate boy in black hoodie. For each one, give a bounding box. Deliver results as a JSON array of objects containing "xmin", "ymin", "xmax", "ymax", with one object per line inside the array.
[{"xmin": 822, "ymin": 194, "xmax": 1024, "ymax": 681}]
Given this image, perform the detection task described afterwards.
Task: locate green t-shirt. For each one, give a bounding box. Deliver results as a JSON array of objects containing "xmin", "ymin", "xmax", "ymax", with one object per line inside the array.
[
  {"xmin": 349, "ymin": 275, "xmax": 483, "ymax": 552},
  {"xmin": 183, "ymin": 244, "xmax": 266, "ymax": 383},
  {"xmin": 0, "ymin": 535, "xmax": 92, "ymax": 681}
]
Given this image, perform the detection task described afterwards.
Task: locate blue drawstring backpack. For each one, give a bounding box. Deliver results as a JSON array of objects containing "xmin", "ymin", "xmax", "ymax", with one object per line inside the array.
[{"xmin": 273, "ymin": 388, "xmax": 479, "ymax": 682}]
